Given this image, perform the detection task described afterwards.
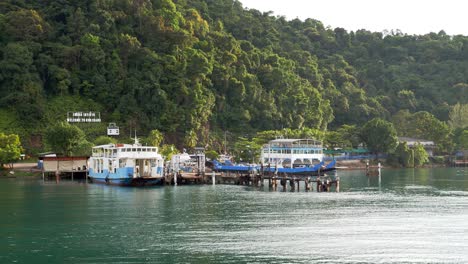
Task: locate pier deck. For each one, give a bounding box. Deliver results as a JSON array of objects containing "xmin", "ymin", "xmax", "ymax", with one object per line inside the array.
[{"xmin": 165, "ymin": 170, "xmax": 340, "ymax": 192}]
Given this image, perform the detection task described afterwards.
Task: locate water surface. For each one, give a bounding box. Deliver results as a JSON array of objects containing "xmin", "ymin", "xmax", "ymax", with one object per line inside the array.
[{"xmin": 0, "ymin": 168, "xmax": 467, "ymax": 263}]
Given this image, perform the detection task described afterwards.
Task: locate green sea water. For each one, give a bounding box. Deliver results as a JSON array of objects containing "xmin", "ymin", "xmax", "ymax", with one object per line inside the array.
[{"xmin": 1, "ymin": 167, "xmax": 467, "ymax": 263}]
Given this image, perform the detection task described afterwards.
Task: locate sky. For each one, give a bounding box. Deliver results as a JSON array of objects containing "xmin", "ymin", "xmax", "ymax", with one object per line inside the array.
[{"xmin": 238, "ymin": 0, "xmax": 468, "ymax": 36}]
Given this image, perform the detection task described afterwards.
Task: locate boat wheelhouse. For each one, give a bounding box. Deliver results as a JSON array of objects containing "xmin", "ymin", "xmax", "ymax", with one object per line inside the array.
[
  {"xmin": 88, "ymin": 143, "xmax": 164, "ymax": 186},
  {"xmin": 261, "ymin": 139, "xmax": 324, "ymax": 168},
  {"xmin": 169, "ymin": 147, "xmax": 206, "ymax": 174}
]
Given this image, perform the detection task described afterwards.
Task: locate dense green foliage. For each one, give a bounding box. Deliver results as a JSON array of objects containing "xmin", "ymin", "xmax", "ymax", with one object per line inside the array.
[
  {"xmin": 360, "ymin": 118, "xmax": 398, "ymax": 155},
  {"xmin": 0, "ymin": 0, "xmax": 464, "ymax": 155},
  {"xmin": 94, "ymin": 136, "xmax": 118, "ymax": 145},
  {"xmin": 44, "ymin": 122, "xmax": 87, "ymax": 156},
  {"xmin": 0, "ymin": 133, "xmax": 23, "ymax": 167}
]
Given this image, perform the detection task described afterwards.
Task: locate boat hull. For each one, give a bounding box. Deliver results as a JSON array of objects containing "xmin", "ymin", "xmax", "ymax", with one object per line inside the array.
[
  {"xmin": 213, "ymin": 160, "xmax": 336, "ymax": 176},
  {"xmin": 88, "ymin": 176, "xmax": 164, "ymax": 186},
  {"xmin": 88, "ymin": 168, "xmax": 164, "ymax": 186}
]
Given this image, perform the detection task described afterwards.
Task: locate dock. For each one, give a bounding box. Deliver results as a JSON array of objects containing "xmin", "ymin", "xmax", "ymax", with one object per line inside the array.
[{"xmin": 164, "ymin": 169, "xmax": 340, "ymax": 192}]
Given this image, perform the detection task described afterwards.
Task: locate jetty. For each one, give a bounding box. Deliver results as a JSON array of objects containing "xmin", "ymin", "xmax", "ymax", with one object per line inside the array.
[{"xmin": 209, "ymin": 169, "xmax": 340, "ymax": 192}]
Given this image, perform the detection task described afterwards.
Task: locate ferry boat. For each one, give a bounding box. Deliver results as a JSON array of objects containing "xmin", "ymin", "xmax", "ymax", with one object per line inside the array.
[
  {"xmin": 88, "ymin": 142, "xmax": 165, "ymax": 186},
  {"xmin": 212, "ymin": 138, "xmax": 335, "ymax": 175},
  {"xmin": 261, "ymin": 138, "xmax": 324, "ymax": 168}
]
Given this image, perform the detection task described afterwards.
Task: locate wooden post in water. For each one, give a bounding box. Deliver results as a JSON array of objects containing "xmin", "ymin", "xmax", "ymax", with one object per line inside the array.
[
  {"xmin": 317, "ymin": 178, "xmax": 321, "ymax": 192},
  {"xmin": 290, "ymin": 177, "xmax": 295, "ymax": 192},
  {"xmin": 336, "ymin": 179, "xmax": 340, "ymax": 192},
  {"xmin": 281, "ymin": 178, "xmax": 286, "ymax": 192}
]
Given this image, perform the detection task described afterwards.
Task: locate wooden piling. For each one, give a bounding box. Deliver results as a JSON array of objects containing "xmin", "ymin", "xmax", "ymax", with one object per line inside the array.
[
  {"xmin": 281, "ymin": 178, "xmax": 287, "ymax": 192},
  {"xmin": 290, "ymin": 177, "xmax": 295, "ymax": 191},
  {"xmin": 304, "ymin": 177, "xmax": 310, "ymax": 192}
]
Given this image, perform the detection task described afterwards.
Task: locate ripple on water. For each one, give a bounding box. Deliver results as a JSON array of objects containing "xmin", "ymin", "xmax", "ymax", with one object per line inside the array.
[{"xmin": 1, "ymin": 169, "xmax": 467, "ymax": 264}]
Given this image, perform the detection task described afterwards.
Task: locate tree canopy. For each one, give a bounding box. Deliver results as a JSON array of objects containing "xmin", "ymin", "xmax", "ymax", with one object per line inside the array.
[
  {"xmin": 44, "ymin": 122, "xmax": 86, "ymax": 156},
  {"xmin": 0, "ymin": 133, "xmax": 23, "ymax": 168},
  {"xmin": 0, "ymin": 0, "xmax": 461, "ymax": 155},
  {"xmin": 360, "ymin": 118, "xmax": 398, "ymax": 155}
]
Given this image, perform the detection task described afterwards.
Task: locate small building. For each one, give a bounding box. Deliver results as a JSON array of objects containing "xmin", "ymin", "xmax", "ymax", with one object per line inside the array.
[
  {"xmin": 398, "ymin": 137, "xmax": 435, "ymax": 156},
  {"xmin": 42, "ymin": 156, "xmax": 88, "ymax": 180}
]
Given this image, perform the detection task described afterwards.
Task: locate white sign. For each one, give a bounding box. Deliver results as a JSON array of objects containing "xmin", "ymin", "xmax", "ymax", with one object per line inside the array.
[
  {"xmin": 107, "ymin": 123, "xmax": 119, "ymax": 136},
  {"xmin": 107, "ymin": 128, "xmax": 119, "ymax": 136},
  {"xmin": 67, "ymin": 112, "xmax": 101, "ymax": 123}
]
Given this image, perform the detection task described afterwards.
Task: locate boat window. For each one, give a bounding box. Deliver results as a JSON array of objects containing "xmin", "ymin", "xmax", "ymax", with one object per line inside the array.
[{"xmin": 132, "ymin": 148, "xmax": 136, "ymax": 152}]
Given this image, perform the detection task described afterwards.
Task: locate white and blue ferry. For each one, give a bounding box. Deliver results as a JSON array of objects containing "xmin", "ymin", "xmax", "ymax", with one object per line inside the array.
[
  {"xmin": 212, "ymin": 138, "xmax": 335, "ymax": 175},
  {"xmin": 88, "ymin": 142, "xmax": 165, "ymax": 186},
  {"xmin": 261, "ymin": 138, "xmax": 324, "ymax": 168}
]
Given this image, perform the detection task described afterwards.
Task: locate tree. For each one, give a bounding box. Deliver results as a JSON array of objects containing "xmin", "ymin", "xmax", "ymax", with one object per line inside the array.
[
  {"xmin": 233, "ymin": 137, "xmax": 261, "ymax": 163},
  {"xmin": 160, "ymin": 144, "xmax": 178, "ymax": 161},
  {"xmin": 448, "ymin": 103, "xmax": 468, "ymax": 129},
  {"xmin": 73, "ymin": 140, "xmax": 94, "ymax": 156},
  {"xmin": 411, "ymin": 111, "xmax": 452, "ymax": 153},
  {"xmin": 393, "ymin": 111, "xmax": 453, "ymax": 154},
  {"xmin": 94, "ymin": 136, "xmax": 117, "ymax": 146},
  {"xmin": 45, "ymin": 122, "xmax": 86, "ymax": 156},
  {"xmin": 184, "ymin": 130, "xmax": 198, "ymax": 149},
  {"xmin": 147, "ymin": 129, "xmax": 164, "ymax": 147},
  {"xmin": 395, "ymin": 142, "xmax": 412, "ymax": 167},
  {"xmin": 413, "ymin": 143, "xmax": 429, "ymax": 167},
  {"xmin": 360, "ymin": 118, "xmax": 398, "ymax": 155},
  {"xmin": 336, "ymin": 125, "xmax": 361, "ymax": 148},
  {"xmin": 0, "ymin": 133, "xmax": 23, "ymax": 168},
  {"xmin": 205, "ymin": 150, "xmax": 219, "ymax": 160},
  {"xmin": 460, "ymin": 130, "xmax": 468, "ymax": 150},
  {"xmin": 4, "ymin": 9, "xmax": 49, "ymax": 41},
  {"xmin": 324, "ymin": 131, "xmax": 347, "ymax": 149}
]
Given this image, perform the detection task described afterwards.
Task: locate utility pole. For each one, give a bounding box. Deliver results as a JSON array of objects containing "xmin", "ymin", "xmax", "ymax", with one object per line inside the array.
[{"xmin": 224, "ymin": 131, "xmax": 227, "ymax": 155}]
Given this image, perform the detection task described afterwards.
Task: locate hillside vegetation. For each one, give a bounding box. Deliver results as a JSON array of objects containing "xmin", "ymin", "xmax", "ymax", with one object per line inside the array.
[{"xmin": 0, "ymin": 0, "xmax": 466, "ymax": 154}]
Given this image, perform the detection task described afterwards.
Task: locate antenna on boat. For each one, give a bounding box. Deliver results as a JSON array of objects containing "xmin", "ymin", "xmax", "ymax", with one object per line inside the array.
[{"xmin": 134, "ymin": 130, "xmax": 139, "ymax": 145}]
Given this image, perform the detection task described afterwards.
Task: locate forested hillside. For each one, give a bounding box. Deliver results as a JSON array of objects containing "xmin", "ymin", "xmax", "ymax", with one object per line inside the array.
[{"xmin": 0, "ymin": 0, "xmax": 466, "ymax": 153}]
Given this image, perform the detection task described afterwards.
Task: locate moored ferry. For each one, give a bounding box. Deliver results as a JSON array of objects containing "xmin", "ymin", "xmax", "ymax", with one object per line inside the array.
[
  {"xmin": 88, "ymin": 143, "xmax": 165, "ymax": 186},
  {"xmin": 212, "ymin": 138, "xmax": 335, "ymax": 175},
  {"xmin": 261, "ymin": 138, "xmax": 324, "ymax": 168}
]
